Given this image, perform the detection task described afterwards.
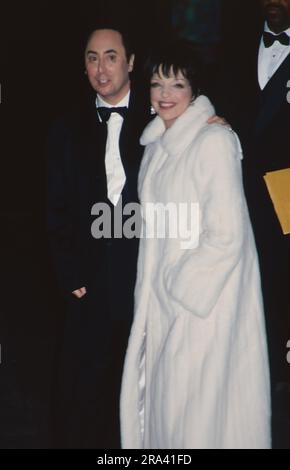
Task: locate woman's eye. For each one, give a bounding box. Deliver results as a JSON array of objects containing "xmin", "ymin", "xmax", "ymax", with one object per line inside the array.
[
  {"xmin": 108, "ymin": 55, "xmax": 117, "ymax": 62},
  {"xmin": 150, "ymin": 82, "xmax": 160, "ymax": 88},
  {"xmin": 174, "ymin": 83, "xmax": 185, "ymax": 89},
  {"xmin": 88, "ymin": 56, "xmax": 97, "ymax": 62}
]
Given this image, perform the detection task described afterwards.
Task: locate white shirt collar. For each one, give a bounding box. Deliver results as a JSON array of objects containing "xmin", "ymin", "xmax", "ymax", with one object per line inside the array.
[
  {"xmin": 264, "ymin": 21, "xmax": 290, "ymax": 37},
  {"xmin": 96, "ymin": 90, "xmax": 130, "ymax": 109}
]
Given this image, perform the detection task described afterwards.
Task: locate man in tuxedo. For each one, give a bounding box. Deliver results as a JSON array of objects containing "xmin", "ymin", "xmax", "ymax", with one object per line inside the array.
[
  {"xmin": 218, "ymin": 0, "xmax": 290, "ymax": 447},
  {"xmin": 47, "ymin": 26, "xmax": 151, "ymax": 448}
]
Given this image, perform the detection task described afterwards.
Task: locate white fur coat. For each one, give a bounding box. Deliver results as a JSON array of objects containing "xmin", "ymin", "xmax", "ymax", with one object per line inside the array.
[{"xmin": 120, "ymin": 96, "xmax": 271, "ymax": 449}]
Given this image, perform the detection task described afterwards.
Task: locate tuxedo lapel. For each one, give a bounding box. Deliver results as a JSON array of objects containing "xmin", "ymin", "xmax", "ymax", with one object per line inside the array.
[
  {"xmin": 87, "ymin": 104, "xmax": 107, "ymax": 176},
  {"xmin": 253, "ymin": 39, "xmax": 262, "ymax": 95},
  {"xmin": 255, "ymin": 50, "xmax": 290, "ymax": 135},
  {"xmin": 119, "ymin": 87, "xmax": 150, "ymax": 169},
  {"xmin": 118, "ymin": 87, "xmax": 150, "ymax": 203},
  {"xmin": 249, "ymin": 35, "xmax": 261, "ymax": 90},
  {"xmin": 77, "ymin": 99, "xmax": 108, "ymax": 202}
]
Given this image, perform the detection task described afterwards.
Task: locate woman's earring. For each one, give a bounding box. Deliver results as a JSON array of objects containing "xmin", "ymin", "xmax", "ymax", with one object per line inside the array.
[{"xmin": 150, "ymin": 106, "xmax": 157, "ymax": 115}]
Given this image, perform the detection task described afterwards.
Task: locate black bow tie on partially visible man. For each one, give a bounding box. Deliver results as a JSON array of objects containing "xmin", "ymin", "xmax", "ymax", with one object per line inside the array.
[
  {"xmin": 263, "ymin": 31, "xmax": 290, "ymax": 48},
  {"xmin": 97, "ymin": 106, "xmax": 128, "ymax": 123}
]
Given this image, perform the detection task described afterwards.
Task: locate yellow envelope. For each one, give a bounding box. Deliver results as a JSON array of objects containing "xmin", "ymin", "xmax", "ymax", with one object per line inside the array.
[{"xmin": 263, "ymin": 168, "xmax": 290, "ymax": 235}]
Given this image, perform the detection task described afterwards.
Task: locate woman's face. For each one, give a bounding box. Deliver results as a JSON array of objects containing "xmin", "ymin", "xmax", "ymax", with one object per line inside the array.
[{"xmin": 150, "ymin": 67, "xmax": 193, "ymax": 129}]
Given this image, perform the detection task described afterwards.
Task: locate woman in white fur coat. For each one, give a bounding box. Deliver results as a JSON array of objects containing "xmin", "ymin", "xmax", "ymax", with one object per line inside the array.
[{"xmin": 120, "ymin": 41, "xmax": 271, "ymax": 449}]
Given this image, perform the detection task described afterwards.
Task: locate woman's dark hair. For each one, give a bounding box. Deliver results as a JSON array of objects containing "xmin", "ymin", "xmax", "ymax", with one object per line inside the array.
[{"xmin": 145, "ymin": 39, "xmax": 202, "ymax": 97}]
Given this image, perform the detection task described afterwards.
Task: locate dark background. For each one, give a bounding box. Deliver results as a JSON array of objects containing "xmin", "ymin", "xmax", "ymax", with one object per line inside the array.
[
  {"xmin": 0, "ymin": 0, "xmax": 172, "ymax": 448},
  {"xmin": 0, "ymin": 0, "xmax": 275, "ymax": 449}
]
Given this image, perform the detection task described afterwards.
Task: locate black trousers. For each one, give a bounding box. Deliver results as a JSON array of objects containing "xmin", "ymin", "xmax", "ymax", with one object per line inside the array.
[{"xmin": 52, "ymin": 265, "xmax": 135, "ymax": 449}]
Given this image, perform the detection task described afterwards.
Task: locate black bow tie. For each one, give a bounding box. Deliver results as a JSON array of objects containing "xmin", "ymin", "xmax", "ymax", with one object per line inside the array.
[
  {"xmin": 97, "ymin": 106, "xmax": 128, "ymax": 122},
  {"xmin": 263, "ymin": 31, "xmax": 289, "ymax": 48}
]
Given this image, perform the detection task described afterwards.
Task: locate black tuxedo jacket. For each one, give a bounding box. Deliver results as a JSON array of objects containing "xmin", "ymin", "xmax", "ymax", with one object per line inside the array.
[
  {"xmin": 218, "ymin": 34, "xmax": 289, "ymax": 140},
  {"xmin": 47, "ymin": 86, "xmax": 151, "ymax": 311},
  {"xmin": 218, "ymin": 32, "xmax": 290, "ymax": 250},
  {"xmin": 217, "ymin": 32, "xmax": 290, "ymax": 382}
]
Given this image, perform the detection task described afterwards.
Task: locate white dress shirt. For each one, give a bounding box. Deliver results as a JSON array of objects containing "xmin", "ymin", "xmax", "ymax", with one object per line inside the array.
[
  {"xmin": 96, "ymin": 92, "xmax": 130, "ymax": 206},
  {"xmin": 258, "ymin": 22, "xmax": 290, "ymax": 90}
]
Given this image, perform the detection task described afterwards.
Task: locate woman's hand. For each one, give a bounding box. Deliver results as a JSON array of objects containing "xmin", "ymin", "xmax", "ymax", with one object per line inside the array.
[{"xmin": 207, "ymin": 115, "xmax": 231, "ymax": 128}]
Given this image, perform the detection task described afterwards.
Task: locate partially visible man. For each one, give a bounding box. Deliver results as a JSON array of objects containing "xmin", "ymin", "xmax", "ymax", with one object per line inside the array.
[{"xmin": 218, "ymin": 0, "xmax": 290, "ymax": 448}]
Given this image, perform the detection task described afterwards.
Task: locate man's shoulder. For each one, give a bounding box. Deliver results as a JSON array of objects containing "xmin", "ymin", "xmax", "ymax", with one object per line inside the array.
[{"xmin": 49, "ymin": 97, "xmax": 99, "ymax": 134}]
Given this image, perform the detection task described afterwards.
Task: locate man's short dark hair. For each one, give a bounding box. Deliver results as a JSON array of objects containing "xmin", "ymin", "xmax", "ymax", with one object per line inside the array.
[
  {"xmin": 85, "ymin": 23, "xmax": 134, "ymax": 62},
  {"xmin": 145, "ymin": 39, "xmax": 202, "ymax": 98}
]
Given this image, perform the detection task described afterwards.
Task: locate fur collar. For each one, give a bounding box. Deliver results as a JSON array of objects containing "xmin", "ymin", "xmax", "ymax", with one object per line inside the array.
[{"xmin": 140, "ymin": 95, "xmax": 215, "ymax": 155}]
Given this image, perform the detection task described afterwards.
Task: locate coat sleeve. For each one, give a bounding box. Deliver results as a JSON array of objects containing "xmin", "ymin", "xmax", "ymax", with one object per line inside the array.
[
  {"xmin": 166, "ymin": 128, "xmax": 248, "ymax": 318},
  {"xmin": 46, "ymin": 118, "xmax": 85, "ymax": 294}
]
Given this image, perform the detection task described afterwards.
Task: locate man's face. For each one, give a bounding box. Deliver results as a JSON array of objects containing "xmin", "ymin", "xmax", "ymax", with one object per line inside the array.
[
  {"xmin": 85, "ymin": 29, "xmax": 134, "ymax": 105},
  {"xmin": 260, "ymin": 0, "xmax": 290, "ymax": 32}
]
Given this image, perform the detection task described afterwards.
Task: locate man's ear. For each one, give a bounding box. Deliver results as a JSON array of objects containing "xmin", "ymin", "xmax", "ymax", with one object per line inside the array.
[{"xmin": 128, "ymin": 54, "xmax": 135, "ymax": 72}]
